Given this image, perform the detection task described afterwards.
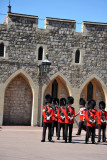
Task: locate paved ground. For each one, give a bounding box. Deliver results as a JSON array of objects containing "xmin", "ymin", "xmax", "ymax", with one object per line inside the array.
[{"xmin": 0, "ymin": 126, "xmax": 107, "ymax": 160}]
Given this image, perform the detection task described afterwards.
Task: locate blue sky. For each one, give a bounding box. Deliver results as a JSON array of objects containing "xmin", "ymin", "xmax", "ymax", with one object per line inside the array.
[{"xmin": 0, "ymin": 0, "xmax": 107, "ymax": 31}]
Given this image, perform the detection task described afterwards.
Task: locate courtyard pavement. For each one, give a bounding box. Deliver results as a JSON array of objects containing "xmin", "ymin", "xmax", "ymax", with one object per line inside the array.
[{"xmin": 0, "ymin": 126, "xmax": 107, "ymax": 160}]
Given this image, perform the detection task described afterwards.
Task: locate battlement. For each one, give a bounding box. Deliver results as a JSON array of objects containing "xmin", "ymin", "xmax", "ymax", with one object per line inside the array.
[
  {"xmin": 5, "ymin": 12, "xmax": 38, "ymax": 27},
  {"xmin": 45, "ymin": 17, "xmax": 76, "ymax": 31},
  {"xmin": 82, "ymin": 21, "xmax": 107, "ymax": 32},
  {"xmin": 3, "ymin": 12, "xmax": 107, "ymax": 33}
]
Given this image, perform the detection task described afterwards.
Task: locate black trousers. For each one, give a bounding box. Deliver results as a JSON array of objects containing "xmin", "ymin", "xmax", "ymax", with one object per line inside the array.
[
  {"xmin": 77, "ymin": 121, "xmax": 86, "ymax": 135},
  {"xmin": 57, "ymin": 122, "xmax": 65, "ymax": 139},
  {"xmin": 65, "ymin": 123, "xmax": 73, "ymax": 142},
  {"xmin": 52, "ymin": 120, "xmax": 58, "ymax": 136},
  {"xmin": 98, "ymin": 125, "xmax": 106, "ymax": 142},
  {"xmin": 85, "ymin": 126, "xmax": 95, "ymax": 144},
  {"xmin": 42, "ymin": 122, "xmax": 52, "ymax": 141}
]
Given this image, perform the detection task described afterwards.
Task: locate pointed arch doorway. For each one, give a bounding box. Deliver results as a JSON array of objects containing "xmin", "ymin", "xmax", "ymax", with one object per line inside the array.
[
  {"xmin": 80, "ymin": 78, "xmax": 105, "ymax": 109},
  {"xmin": 44, "ymin": 76, "xmax": 70, "ymax": 103},
  {"xmin": 3, "ymin": 74, "xmax": 33, "ymax": 125}
]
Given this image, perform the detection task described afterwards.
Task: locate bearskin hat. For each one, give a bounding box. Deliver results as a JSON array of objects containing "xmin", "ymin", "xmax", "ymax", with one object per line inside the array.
[
  {"xmin": 52, "ymin": 98, "xmax": 59, "ymax": 105},
  {"xmin": 45, "ymin": 94, "xmax": 52, "ymax": 104},
  {"xmin": 99, "ymin": 101, "xmax": 105, "ymax": 110},
  {"xmin": 87, "ymin": 99, "xmax": 96, "ymax": 109},
  {"xmin": 60, "ymin": 98, "xmax": 66, "ymax": 106},
  {"xmin": 67, "ymin": 96, "xmax": 74, "ymax": 105},
  {"xmin": 79, "ymin": 98, "xmax": 86, "ymax": 106}
]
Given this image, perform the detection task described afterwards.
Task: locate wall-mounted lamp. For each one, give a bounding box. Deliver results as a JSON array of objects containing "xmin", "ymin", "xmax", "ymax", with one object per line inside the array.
[{"xmin": 39, "ymin": 50, "xmax": 51, "ymax": 74}]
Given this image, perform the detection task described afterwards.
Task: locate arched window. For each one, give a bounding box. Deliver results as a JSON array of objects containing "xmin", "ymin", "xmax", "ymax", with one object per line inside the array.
[
  {"xmin": 52, "ymin": 80, "xmax": 58, "ymax": 99},
  {"xmin": 87, "ymin": 82, "xmax": 93, "ymax": 101},
  {"xmin": 38, "ymin": 47, "xmax": 43, "ymax": 60},
  {"xmin": 75, "ymin": 49, "xmax": 80, "ymax": 63},
  {"xmin": 0, "ymin": 43, "xmax": 4, "ymax": 57}
]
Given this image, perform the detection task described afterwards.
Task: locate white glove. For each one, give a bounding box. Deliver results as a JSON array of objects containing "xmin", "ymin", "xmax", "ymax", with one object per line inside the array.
[
  {"xmin": 93, "ymin": 120, "xmax": 95, "ymax": 123},
  {"xmin": 90, "ymin": 120, "xmax": 92, "ymax": 123},
  {"xmin": 101, "ymin": 119, "xmax": 105, "ymax": 123},
  {"xmin": 70, "ymin": 117, "xmax": 73, "ymax": 120},
  {"xmin": 68, "ymin": 116, "xmax": 70, "ymax": 119},
  {"xmin": 61, "ymin": 116, "xmax": 65, "ymax": 120},
  {"xmin": 46, "ymin": 116, "xmax": 50, "ymax": 120},
  {"xmin": 55, "ymin": 114, "xmax": 57, "ymax": 117}
]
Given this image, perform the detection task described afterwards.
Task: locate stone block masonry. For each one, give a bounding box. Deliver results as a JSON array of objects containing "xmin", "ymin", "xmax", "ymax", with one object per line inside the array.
[{"xmin": 0, "ymin": 12, "xmax": 107, "ymax": 126}]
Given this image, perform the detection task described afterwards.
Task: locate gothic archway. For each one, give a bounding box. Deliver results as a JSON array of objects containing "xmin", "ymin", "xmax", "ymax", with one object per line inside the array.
[
  {"xmin": 44, "ymin": 76, "xmax": 70, "ymax": 104},
  {"xmin": 3, "ymin": 74, "xmax": 33, "ymax": 125},
  {"xmin": 80, "ymin": 78, "xmax": 105, "ymax": 109}
]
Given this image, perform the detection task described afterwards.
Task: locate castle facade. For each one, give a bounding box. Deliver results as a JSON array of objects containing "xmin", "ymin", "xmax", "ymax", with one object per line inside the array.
[{"xmin": 0, "ymin": 11, "xmax": 107, "ymax": 126}]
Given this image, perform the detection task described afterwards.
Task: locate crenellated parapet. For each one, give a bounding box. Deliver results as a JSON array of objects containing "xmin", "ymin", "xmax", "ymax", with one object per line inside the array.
[
  {"xmin": 45, "ymin": 17, "xmax": 76, "ymax": 31},
  {"xmin": 5, "ymin": 12, "xmax": 38, "ymax": 28},
  {"xmin": 82, "ymin": 21, "xmax": 107, "ymax": 32},
  {"xmin": 2, "ymin": 12, "xmax": 107, "ymax": 33}
]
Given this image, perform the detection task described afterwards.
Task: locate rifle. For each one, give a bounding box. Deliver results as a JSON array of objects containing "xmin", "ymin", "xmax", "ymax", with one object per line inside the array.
[
  {"xmin": 66, "ymin": 106, "xmax": 73, "ymax": 121},
  {"xmin": 59, "ymin": 107, "xmax": 65, "ymax": 120},
  {"xmin": 101, "ymin": 110, "xmax": 106, "ymax": 123},
  {"xmin": 87, "ymin": 110, "xmax": 95, "ymax": 124}
]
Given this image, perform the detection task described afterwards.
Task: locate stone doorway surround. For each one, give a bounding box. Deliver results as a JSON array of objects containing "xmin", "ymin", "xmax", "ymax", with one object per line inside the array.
[
  {"xmin": 40, "ymin": 72, "xmax": 72, "ymax": 126},
  {"xmin": 80, "ymin": 74, "xmax": 107, "ymax": 109},
  {"xmin": 0, "ymin": 69, "xmax": 39, "ymax": 126},
  {"xmin": 3, "ymin": 75, "xmax": 33, "ymax": 125}
]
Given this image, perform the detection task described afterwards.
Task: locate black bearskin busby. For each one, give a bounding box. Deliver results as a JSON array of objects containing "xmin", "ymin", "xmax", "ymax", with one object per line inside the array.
[
  {"xmin": 87, "ymin": 99, "xmax": 96, "ymax": 110},
  {"xmin": 60, "ymin": 98, "xmax": 66, "ymax": 106},
  {"xmin": 79, "ymin": 98, "xmax": 86, "ymax": 106},
  {"xmin": 99, "ymin": 101, "xmax": 105, "ymax": 110},
  {"xmin": 67, "ymin": 96, "xmax": 74, "ymax": 105},
  {"xmin": 52, "ymin": 98, "xmax": 59, "ymax": 105},
  {"xmin": 45, "ymin": 94, "xmax": 52, "ymax": 104}
]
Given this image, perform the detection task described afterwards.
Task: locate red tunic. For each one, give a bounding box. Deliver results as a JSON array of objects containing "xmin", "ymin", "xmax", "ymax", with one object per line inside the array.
[
  {"xmin": 57, "ymin": 107, "xmax": 65, "ymax": 123},
  {"xmin": 42, "ymin": 105, "xmax": 53, "ymax": 123},
  {"xmin": 85, "ymin": 111, "xmax": 96, "ymax": 127},
  {"xmin": 75, "ymin": 107, "xmax": 86, "ymax": 121},
  {"xmin": 64, "ymin": 106, "xmax": 75, "ymax": 124},
  {"xmin": 97, "ymin": 110, "xmax": 107, "ymax": 125},
  {"xmin": 92, "ymin": 109, "xmax": 97, "ymax": 118},
  {"xmin": 52, "ymin": 106, "xmax": 58, "ymax": 121}
]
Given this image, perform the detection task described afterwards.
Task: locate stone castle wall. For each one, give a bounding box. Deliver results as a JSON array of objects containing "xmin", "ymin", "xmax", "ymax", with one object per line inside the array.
[
  {"xmin": 0, "ymin": 12, "xmax": 107, "ymax": 125},
  {"xmin": 0, "ymin": 13, "xmax": 107, "ymax": 87}
]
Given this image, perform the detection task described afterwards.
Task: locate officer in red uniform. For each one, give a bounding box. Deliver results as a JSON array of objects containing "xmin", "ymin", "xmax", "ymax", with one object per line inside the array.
[
  {"xmin": 85, "ymin": 100, "xmax": 96, "ymax": 144},
  {"xmin": 64, "ymin": 96, "xmax": 75, "ymax": 143},
  {"xmin": 57, "ymin": 98, "xmax": 66, "ymax": 140},
  {"xmin": 75, "ymin": 98, "xmax": 86, "ymax": 135},
  {"xmin": 97, "ymin": 101, "xmax": 107, "ymax": 142},
  {"xmin": 91, "ymin": 100, "xmax": 98, "ymax": 136},
  {"xmin": 41, "ymin": 94, "xmax": 54, "ymax": 142},
  {"xmin": 52, "ymin": 98, "xmax": 59, "ymax": 137}
]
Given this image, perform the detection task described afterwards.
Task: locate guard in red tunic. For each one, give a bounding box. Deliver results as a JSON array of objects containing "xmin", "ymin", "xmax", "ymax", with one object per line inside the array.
[
  {"xmin": 52, "ymin": 98, "xmax": 59, "ymax": 137},
  {"xmin": 57, "ymin": 98, "xmax": 66, "ymax": 140},
  {"xmin": 97, "ymin": 101, "xmax": 107, "ymax": 142},
  {"xmin": 64, "ymin": 96, "xmax": 75, "ymax": 143},
  {"xmin": 91, "ymin": 100, "xmax": 98, "ymax": 135},
  {"xmin": 41, "ymin": 94, "xmax": 54, "ymax": 142},
  {"xmin": 85, "ymin": 100, "xmax": 96, "ymax": 144},
  {"xmin": 75, "ymin": 98, "xmax": 86, "ymax": 135}
]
